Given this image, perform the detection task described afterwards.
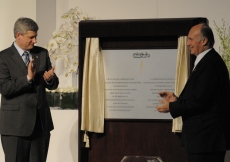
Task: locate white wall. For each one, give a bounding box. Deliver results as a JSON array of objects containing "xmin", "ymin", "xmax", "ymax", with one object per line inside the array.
[
  {"xmin": 0, "ymin": 0, "xmax": 36, "ymax": 50},
  {"xmin": 69, "ymin": 0, "xmax": 158, "ymax": 20},
  {"xmin": 68, "ymin": 0, "xmax": 230, "ymax": 53},
  {"xmin": 1, "ymin": 0, "xmax": 230, "ymax": 162}
]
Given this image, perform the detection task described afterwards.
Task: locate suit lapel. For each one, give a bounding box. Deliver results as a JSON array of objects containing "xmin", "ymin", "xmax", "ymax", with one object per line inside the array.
[
  {"xmin": 180, "ymin": 67, "xmax": 198, "ymax": 95},
  {"xmin": 10, "ymin": 45, "xmax": 28, "ymax": 71},
  {"xmin": 31, "ymin": 52, "xmax": 40, "ymax": 71},
  {"xmin": 179, "ymin": 49, "xmax": 216, "ymax": 96}
]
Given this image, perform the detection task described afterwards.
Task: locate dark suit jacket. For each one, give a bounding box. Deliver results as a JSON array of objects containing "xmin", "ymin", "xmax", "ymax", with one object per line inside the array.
[
  {"xmin": 0, "ymin": 44, "xmax": 59, "ymax": 136},
  {"xmin": 170, "ymin": 48, "xmax": 230, "ymax": 153}
]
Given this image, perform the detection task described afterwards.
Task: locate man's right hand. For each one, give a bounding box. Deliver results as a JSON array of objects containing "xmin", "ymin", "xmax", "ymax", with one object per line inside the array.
[
  {"xmin": 27, "ymin": 59, "xmax": 36, "ymax": 82},
  {"xmin": 158, "ymin": 91, "xmax": 177, "ymax": 102}
]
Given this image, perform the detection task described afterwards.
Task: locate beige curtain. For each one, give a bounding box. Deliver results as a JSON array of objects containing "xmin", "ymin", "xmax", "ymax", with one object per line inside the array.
[
  {"xmin": 81, "ymin": 38, "xmax": 105, "ymax": 136},
  {"xmin": 172, "ymin": 36, "xmax": 189, "ymax": 133}
]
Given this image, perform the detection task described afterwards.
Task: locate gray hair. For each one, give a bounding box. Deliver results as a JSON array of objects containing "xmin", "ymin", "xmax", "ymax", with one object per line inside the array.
[
  {"xmin": 13, "ymin": 17, "xmax": 39, "ymax": 38},
  {"xmin": 199, "ymin": 23, "xmax": 215, "ymax": 48}
]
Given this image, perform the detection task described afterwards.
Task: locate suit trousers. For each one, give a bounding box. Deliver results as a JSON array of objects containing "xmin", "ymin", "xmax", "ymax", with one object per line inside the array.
[
  {"xmin": 187, "ymin": 151, "xmax": 226, "ymax": 162},
  {"xmin": 1, "ymin": 110, "xmax": 51, "ymax": 162}
]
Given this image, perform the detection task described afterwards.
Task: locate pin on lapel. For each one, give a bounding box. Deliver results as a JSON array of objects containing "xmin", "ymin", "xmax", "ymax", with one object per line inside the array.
[{"xmin": 36, "ymin": 56, "xmax": 38, "ymax": 58}]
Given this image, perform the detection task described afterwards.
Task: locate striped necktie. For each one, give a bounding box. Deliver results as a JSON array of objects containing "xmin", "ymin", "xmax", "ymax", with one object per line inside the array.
[{"xmin": 22, "ymin": 52, "xmax": 30, "ymax": 66}]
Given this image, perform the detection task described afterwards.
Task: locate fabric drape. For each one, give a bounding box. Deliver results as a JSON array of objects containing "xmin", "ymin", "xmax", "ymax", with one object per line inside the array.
[
  {"xmin": 172, "ymin": 36, "xmax": 189, "ymax": 133},
  {"xmin": 81, "ymin": 38, "xmax": 105, "ymax": 136}
]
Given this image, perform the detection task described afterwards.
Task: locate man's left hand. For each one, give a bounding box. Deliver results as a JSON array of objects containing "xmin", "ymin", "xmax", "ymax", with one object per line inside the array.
[
  {"xmin": 156, "ymin": 99, "xmax": 170, "ymax": 113},
  {"xmin": 43, "ymin": 66, "xmax": 55, "ymax": 81}
]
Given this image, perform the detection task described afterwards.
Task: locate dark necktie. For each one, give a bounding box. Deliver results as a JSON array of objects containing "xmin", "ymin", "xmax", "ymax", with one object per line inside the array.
[{"xmin": 22, "ymin": 52, "xmax": 30, "ymax": 66}]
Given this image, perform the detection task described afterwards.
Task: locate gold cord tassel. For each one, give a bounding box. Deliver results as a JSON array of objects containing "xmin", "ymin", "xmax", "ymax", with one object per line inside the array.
[
  {"xmin": 86, "ymin": 136, "xmax": 90, "ymax": 148},
  {"xmin": 83, "ymin": 131, "xmax": 90, "ymax": 148},
  {"xmin": 83, "ymin": 131, "xmax": 87, "ymax": 142}
]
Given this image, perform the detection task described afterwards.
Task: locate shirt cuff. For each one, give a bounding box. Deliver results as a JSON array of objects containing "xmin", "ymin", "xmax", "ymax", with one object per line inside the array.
[{"xmin": 46, "ymin": 79, "xmax": 53, "ymax": 85}]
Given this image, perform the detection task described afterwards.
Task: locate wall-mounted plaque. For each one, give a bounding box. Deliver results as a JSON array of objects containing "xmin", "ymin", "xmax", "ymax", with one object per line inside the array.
[{"xmin": 103, "ymin": 49, "xmax": 177, "ymax": 119}]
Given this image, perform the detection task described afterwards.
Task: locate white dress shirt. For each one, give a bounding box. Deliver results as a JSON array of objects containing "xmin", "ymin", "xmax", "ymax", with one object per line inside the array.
[{"xmin": 193, "ymin": 48, "xmax": 212, "ymax": 71}]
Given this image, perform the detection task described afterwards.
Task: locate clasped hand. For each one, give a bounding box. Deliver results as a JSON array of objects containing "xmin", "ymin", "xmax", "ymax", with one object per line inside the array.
[
  {"xmin": 43, "ymin": 66, "xmax": 55, "ymax": 82},
  {"xmin": 27, "ymin": 59, "xmax": 55, "ymax": 82},
  {"xmin": 156, "ymin": 92, "xmax": 177, "ymax": 113}
]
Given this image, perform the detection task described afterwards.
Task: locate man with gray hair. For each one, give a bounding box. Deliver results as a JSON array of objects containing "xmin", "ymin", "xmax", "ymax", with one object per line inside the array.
[
  {"xmin": 156, "ymin": 23, "xmax": 230, "ymax": 162},
  {"xmin": 0, "ymin": 17, "xmax": 59, "ymax": 162}
]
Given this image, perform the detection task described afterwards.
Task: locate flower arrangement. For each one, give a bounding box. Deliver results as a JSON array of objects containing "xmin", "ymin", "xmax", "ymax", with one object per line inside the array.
[
  {"xmin": 45, "ymin": 7, "xmax": 89, "ymax": 77},
  {"xmin": 46, "ymin": 86, "xmax": 78, "ymax": 93},
  {"xmin": 46, "ymin": 87, "xmax": 78, "ymax": 109},
  {"xmin": 214, "ymin": 19, "xmax": 230, "ymax": 75}
]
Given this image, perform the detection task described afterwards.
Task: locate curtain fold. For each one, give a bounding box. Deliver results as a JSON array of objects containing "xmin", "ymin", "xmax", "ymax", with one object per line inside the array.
[
  {"xmin": 81, "ymin": 38, "xmax": 105, "ymax": 135},
  {"xmin": 172, "ymin": 36, "xmax": 189, "ymax": 133}
]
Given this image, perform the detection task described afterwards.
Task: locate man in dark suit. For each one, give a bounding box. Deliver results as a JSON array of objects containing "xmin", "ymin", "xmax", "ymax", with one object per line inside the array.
[
  {"xmin": 156, "ymin": 23, "xmax": 230, "ymax": 162},
  {"xmin": 0, "ymin": 17, "xmax": 59, "ymax": 162}
]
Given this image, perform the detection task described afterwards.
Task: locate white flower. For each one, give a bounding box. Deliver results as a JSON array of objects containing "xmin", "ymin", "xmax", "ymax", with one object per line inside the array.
[
  {"xmin": 55, "ymin": 37, "xmax": 66, "ymax": 45},
  {"xmin": 46, "ymin": 39, "xmax": 58, "ymax": 51},
  {"xmin": 45, "ymin": 7, "xmax": 91, "ymax": 76},
  {"xmin": 63, "ymin": 39, "xmax": 74, "ymax": 49},
  {"xmin": 79, "ymin": 13, "xmax": 88, "ymax": 20},
  {"xmin": 46, "ymin": 87, "xmax": 78, "ymax": 93},
  {"xmin": 60, "ymin": 22, "xmax": 73, "ymax": 32},
  {"xmin": 71, "ymin": 30, "xmax": 79, "ymax": 39},
  {"xmin": 51, "ymin": 90, "xmax": 56, "ymax": 93},
  {"xmin": 67, "ymin": 7, "xmax": 82, "ymax": 19}
]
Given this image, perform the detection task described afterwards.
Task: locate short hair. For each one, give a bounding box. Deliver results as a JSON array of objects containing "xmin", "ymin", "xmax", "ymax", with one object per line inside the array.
[
  {"xmin": 199, "ymin": 23, "xmax": 215, "ymax": 48},
  {"xmin": 13, "ymin": 17, "xmax": 39, "ymax": 38}
]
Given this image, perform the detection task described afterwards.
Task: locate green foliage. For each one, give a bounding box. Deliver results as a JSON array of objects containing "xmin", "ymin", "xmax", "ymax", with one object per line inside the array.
[{"xmin": 214, "ymin": 19, "xmax": 230, "ymax": 75}]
